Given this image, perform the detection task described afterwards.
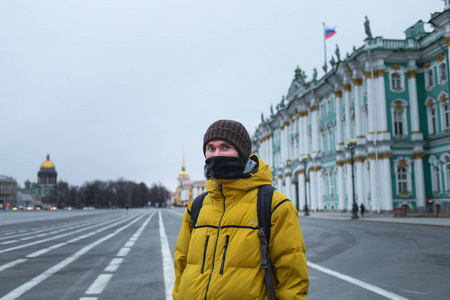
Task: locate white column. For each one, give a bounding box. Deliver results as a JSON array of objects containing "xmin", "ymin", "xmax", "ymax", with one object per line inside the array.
[
  {"xmin": 343, "ymin": 85, "xmax": 353, "ymax": 140},
  {"xmin": 285, "ymin": 173, "xmax": 292, "ymax": 200},
  {"xmin": 375, "ymin": 70, "xmax": 388, "ymax": 133},
  {"xmin": 302, "ymin": 112, "xmax": 309, "ymax": 155},
  {"xmin": 408, "ymin": 69, "xmax": 421, "ymax": 136},
  {"xmin": 382, "ymin": 155, "xmax": 393, "ymax": 211},
  {"xmin": 298, "ymin": 171, "xmax": 306, "ymax": 209},
  {"xmin": 365, "ymin": 73, "xmax": 376, "ymax": 137},
  {"xmin": 346, "ymin": 158, "xmax": 354, "ymax": 211},
  {"xmin": 334, "ymin": 91, "xmax": 344, "ymax": 151},
  {"xmin": 316, "ymin": 167, "xmax": 323, "ymax": 210},
  {"xmin": 280, "ymin": 125, "xmax": 286, "ymax": 165},
  {"xmin": 356, "ymin": 158, "xmax": 366, "ymax": 207},
  {"xmin": 352, "ymin": 78, "xmax": 364, "ymax": 138},
  {"xmin": 337, "ymin": 162, "xmax": 346, "ymax": 211},
  {"xmin": 369, "ymin": 155, "xmax": 380, "ymax": 212},
  {"xmin": 311, "ymin": 105, "xmax": 320, "ymax": 154},
  {"xmin": 309, "ymin": 169, "xmax": 317, "ymax": 211},
  {"xmin": 268, "ymin": 134, "xmax": 273, "ymax": 168},
  {"xmin": 414, "ymin": 153, "xmax": 426, "ymax": 208},
  {"xmin": 277, "ymin": 175, "xmax": 283, "ymax": 194}
]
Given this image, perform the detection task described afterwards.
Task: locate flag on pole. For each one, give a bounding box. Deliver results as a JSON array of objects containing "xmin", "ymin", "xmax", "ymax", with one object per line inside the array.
[{"xmin": 324, "ymin": 26, "xmax": 336, "ymax": 39}]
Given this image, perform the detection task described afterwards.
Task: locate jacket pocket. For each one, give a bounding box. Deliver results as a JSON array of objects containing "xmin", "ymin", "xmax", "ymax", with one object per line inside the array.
[
  {"xmin": 201, "ymin": 235, "xmax": 209, "ymax": 274},
  {"xmin": 219, "ymin": 235, "xmax": 230, "ymax": 275}
]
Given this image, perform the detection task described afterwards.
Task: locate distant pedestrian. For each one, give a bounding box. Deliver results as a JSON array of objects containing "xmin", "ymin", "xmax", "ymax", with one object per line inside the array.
[{"xmin": 360, "ymin": 204, "xmax": 365, "ymax": 217}]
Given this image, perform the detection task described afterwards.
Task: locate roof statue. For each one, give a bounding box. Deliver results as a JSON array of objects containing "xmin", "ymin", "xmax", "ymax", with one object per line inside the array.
[
  {"xmin": 330, "ymin": 56, "xmax": 336, "ymax": 67},
  {"xmin": 335, "ymin": 44, "xmax": 341, "ymax": 61},
  {"xmin": 280, "ymin": 95, "xmax": 286, "ymax": 108},
  {"xmin": 364, "ymin": 16, "xmax": 373, "ymax": 39},
  {"xmin": 322, "ymin": 62, "xmax": 328, "ymax": 73},
  {"xmin": 261, "ymin": 112, "xmax": 265, "ymax": 123},
  {"xmin": 270, "ymin": 104, "xmax": 274, "ymax": 116},
  {"xmin": 312, "ymin": 68, "xmax": 318, "ymax": 82}
]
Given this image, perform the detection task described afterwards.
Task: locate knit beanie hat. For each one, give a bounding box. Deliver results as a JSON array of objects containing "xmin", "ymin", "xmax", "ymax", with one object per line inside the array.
[{"xmin": 203, "ymin": 120, "xmax": 252, "ymax": 159}]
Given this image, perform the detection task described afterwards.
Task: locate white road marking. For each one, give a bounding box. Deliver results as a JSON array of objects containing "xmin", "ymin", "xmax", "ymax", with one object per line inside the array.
[
  {"xmin": 0, "ymin": 259, "xmax": 28, "ymax": 272},
  {"xmin": 165, "ymin": 209, "xmax": 185, "ymax": 217},
  {"xmin": 85, "ymin": 274, "xmax": 113, "ymax": 295},
  {"xmin": 0, "ymin": 240, "xmax": 18, "ymax": 245},
  {"xmin": 124, "ymin": 241, "xmax": 135, "ymax": 247},
  {"xmin": 0, "ymin": 214, "xmax": 146, "ymax": 300},
  {"xmin": 307, "ymin": 261, "xmax": 409, "ymax": 300},
  {"xmin": 159, "ymin": 210, "xmax": 175, "ymax": 300},
  {"xmin": 116, "ymin": 247, "xmax": 131, "ymax": 257},
  {"xmin": 79, "ymin": 297, "xmax": 97, "ymax": 300},
  {"xmin": 104, "ymin": 258, "xmax": 124, "ymax": 272},
  {"xmin": 26, "ymin": 243, "xmax": 67, "ymax": 258}
]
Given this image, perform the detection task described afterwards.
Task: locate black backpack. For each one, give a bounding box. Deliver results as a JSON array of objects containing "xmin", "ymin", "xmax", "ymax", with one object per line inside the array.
[{"xmin": 189, "ymin": 184, "xmax": 278, "ymax": 300}]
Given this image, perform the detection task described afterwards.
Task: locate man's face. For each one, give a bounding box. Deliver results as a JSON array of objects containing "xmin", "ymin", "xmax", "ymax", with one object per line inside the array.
[{"xmin": 205, "ymin": 140, "xmax": 239, "ymax": 159}]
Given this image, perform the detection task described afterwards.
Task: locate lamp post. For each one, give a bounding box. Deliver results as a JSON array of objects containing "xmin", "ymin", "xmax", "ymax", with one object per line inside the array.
[
  {"xmin": 300, "ymin": 154, "xmax": 310, "ymax": 216},
  {"xmin": 345, "ymin": 139, "xmax": 359, "ymax": 219}
]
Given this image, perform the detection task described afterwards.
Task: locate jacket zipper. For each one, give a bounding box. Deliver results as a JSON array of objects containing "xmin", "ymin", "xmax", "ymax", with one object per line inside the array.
[
  {"xmin": 204, "ymin": 182, "xmax": 226, "ymax": 300},
  {"xmin": 219, "ymin": 235, "xmax": 230, "ymax": 275},
  {"xmin": 201, "ymin": 235, "xmax": 210, "ymax": 274}
]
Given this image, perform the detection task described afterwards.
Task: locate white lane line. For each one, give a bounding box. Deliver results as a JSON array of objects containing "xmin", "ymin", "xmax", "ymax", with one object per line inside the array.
[
  {"xmin": 0, "ymin": 214, "xmax": 146, "ymax": 300},
  {"xmin": 124, "ymin": 241, "xmax": 135, "ymax": 248},
  {"xmin": 85, "ymin": 274, "xmax": 114, "ymax": 295},
  {"xmin": 159, "ymin": 210, "xmax": 175, "ymax": 300},
  {"xmin": 104, "ymin": 258, "xmax": 124, "ymax": 272},
  {"xmin": 116, "ymin": 247, "xmax": 131, "ymax": 257},
  {"xmin": 0, "ymin": 259, "xmax": 28, "ymax": 272},
  {"xmin": 0, "ymin": 240, "xmax": 18, "ymax": 245},
  {"xmin": 26, "ymin": 243, "xmax": 67, "ymax": 258},
  {"xmin": 307, "ymin": 261, "xmax": 409, "ymax": 300},
  {"xmin": 165, "ymin": 209, "xmax": 185, "ymax": 217},
  {"xmin": 0, "ymin": 215, "xmax": 130, "ymax": 254},
  {"xmin": 79, "ymin": 297, "xmax": 97, "ymax": 300}
]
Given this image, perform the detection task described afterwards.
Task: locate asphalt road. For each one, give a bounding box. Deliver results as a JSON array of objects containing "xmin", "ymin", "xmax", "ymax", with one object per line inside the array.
[{"xmin": 0, "ymin": 208, "xmax": 447, "ymax": 300}]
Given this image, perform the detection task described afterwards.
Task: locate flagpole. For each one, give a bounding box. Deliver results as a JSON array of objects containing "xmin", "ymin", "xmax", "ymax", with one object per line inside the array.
[{"xmin": 323, "ymin": 23, "xmax": 327, "ymax": 69}]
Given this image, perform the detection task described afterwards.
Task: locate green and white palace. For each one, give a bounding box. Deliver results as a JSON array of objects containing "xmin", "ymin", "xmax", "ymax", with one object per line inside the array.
[{"xmin": 252, "ymin": 3, "xmax": 450, "ymax": 213}]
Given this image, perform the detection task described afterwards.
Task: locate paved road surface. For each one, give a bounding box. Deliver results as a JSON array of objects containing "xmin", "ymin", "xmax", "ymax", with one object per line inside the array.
[{"xmin": 0, "ymin": 208, "xmax": 448, "ymax": 299}]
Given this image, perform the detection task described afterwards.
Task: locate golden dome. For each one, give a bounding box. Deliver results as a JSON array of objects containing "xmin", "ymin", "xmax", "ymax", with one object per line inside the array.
[{"xmin": 41, "ymin": 154, "xmax": 55, "ymax": 169}]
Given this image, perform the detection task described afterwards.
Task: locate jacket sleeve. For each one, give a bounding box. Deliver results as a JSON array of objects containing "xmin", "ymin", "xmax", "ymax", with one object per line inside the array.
[
  {"xmin": 269, "ymin": 196, "xmax": 309, "ymax": 300},
  {"xmin": 172, "ymin": 206, "xmax": 192, "ymax": 300}
]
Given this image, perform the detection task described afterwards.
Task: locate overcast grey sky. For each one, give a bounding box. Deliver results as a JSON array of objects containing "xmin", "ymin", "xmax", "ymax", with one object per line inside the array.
[{"xmin": 1, "ymin": 0, "xmax": 443, "ymax": 192}]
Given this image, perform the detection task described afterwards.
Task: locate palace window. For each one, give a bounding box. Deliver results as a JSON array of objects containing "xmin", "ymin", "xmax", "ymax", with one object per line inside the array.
[
  {"xmin": 426, "ymin": 69, "xmax": 435, "ymax": 90},
  {"xmin": 394, "ymin": 158, "xmax": 412, "ymax": 196},
  {"xmin": 444, "ymin": 164, "xmax": 450, "ymax": 193},
  {"xmin": 391, "ymin": 72, "xmax": 402, "ymax": 90},
  {"xmin": 397, "ymin": 167, "xmax": 408, "ymax": 193},
  {"xmin": 329, "ymin": 170, "xmax": 335, "ymax": 198},
  {"xmin": 429, "ymin": 156, "xmax": 441, "ymax": 194},
  {"xmin": 439, "ymin": 62, "xmax": 448, "ymax": 84},
  {"xmin": 327, "ymin": 98, "xmax": 332, "ymax": 116},
  {"xmin": 390, "ymin": 100, "xmax": 408, "ymax": 138},
  {"xmin": 426, "ymin": 98, "xmax": 438, "ymax": 136},
  {"xmin": 320, "ymin": 103, "xmax": 324, "ymax": 119},
  {"xmin": 327, "ymin": 125, "xmax": 333, "ymax": 153},
  {"xmin": 320, "ymin": 129, "xmax": 325, "ymax": 152},
  {"xmin": 440, "ymin": 93, "xmax": 450, "ymax": 131}
]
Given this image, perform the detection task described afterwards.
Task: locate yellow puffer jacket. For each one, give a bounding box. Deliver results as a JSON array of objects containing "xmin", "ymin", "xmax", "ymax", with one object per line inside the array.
[{"xmin": 173, "ymin": 156, "xmax": 309, "ymax": 299}]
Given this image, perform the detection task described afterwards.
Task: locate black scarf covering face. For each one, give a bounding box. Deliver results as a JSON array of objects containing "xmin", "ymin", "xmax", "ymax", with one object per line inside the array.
[{"xmin": 204, "ymin": 156, "xmax": 252, "ymax": 180}]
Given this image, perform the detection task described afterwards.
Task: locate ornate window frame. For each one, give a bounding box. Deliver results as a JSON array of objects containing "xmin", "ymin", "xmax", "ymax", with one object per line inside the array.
[
  {"xmin": 328, "ymin": 169, "xmax": 335, "ymax": 198},
  {"xmin": 425, "ymin": 97, "xmax": 438, "ymax": 136},
  {"xmin": 389, "ymin": 71, "xmax": 404, "ymax": 93},
  {"xmin": 393, "ymin": 157, "xmax": 412, "ymax": 197},
  {"xmin": 439, "ymin": 153, "xmax": 450, "ymax": 194},
  {"xmin": 425, "ymin": 68, "xmax": 435, "ymax": 91},
  {"xmin": 438, "ymin": 61, "xmax": 448, "ymax": 85},
  {"xmin": 439, "ymin": 91, "xmax": 450, "ymax": 132},
  {"xmin": 326, "ymin": 122, "xmax": 333, "ymax": 153},
  {"xmin": 428, "ymin": 155, "xmax": 442, "ymax": 195},
  {"xmin": 390, "ymin": 99, "xmax": 409, "ymax": 139}
]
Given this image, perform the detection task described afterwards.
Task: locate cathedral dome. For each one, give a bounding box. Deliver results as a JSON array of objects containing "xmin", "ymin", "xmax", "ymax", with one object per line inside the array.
[{"xmin": 41, "ymin": 154, "xmax": 55, "ymax": 169}]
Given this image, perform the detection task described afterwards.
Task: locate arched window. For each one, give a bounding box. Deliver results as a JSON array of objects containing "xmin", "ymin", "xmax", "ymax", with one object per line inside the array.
[
  {"xmin": 439, "ymin": 63, "xmax": 448, "ymax": 82},
  {"xmin": 433, "ymin": 166, "xmax": 441, "ymax": 193},
  {"xmin": 394, "ymin": 109, "xmax": 403, "ymax": 136},
  {"xmin": 329, "ymin": 170, "xmax": 335, "ymax": 198},
  {"xmin": 427, "ymin": 69, "xmax": 434, "ymax": 89},
  {"xmin": 446, "ymin": 164, "xmax": 450, "ymax": 192},
  {"xmin": 397, "ymin": 167, "xmax": 408, "ymax": 193},
  {"xmin": 441, "ymin": 100, "xmax": 450, "ymax": 130},
  {"xmin": 391, "ymin": 72, "xmax": 401, "ymax": 90},
  {"xmin": 327, "ymin": 125, "xmax": 333, "ymax": 153}
]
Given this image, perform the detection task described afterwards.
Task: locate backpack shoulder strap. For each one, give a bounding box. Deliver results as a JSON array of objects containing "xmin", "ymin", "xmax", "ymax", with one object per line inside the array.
[
  {"xmin": 190, "ymin": 192, "xmax": 208, "ymax": 229},
  {"xmin": 256, "ymin": 185, "xmax": 276, "ymax": 243}
]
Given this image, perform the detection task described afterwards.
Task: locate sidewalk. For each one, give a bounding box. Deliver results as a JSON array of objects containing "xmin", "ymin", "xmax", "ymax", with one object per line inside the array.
[{"xmin": 301, "ymin": 211, "xmax": 450, "ymax": 227}]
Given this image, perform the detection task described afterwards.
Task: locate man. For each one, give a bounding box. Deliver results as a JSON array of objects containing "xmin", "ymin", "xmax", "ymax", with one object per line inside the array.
[{"xmin": 173, "ymin": 119, "xmax": 309, "ymax": 299}]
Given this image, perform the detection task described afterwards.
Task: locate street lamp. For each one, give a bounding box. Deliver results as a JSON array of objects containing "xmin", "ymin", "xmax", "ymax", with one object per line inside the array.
[
  {"xmin": 300, "ymin": 154, "xmax": 310, "ymax": 216},
  {"xmin": 345, "ymin": 139, "xmax": 359, "ymax": 219}
]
